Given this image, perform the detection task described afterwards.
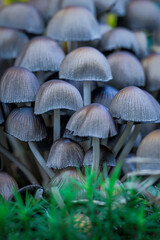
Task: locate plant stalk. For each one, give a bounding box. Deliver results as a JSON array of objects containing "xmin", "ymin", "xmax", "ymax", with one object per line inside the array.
[
  {"xmin": 53, "ymin": 109, "xmax": 60, "ymax": 142},
  {"xmin": 91, "ymin": 137, "xmax": 100, "ymax": 177}
]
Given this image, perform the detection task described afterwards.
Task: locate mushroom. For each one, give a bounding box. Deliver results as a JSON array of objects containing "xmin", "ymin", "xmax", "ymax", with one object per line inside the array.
[
  {"xmin": 107, "ymin": 51, "xmax": 145, "ymax": 89},
  {"xmin": 61, "ymin": 0, "xmax": 95, "ymax": 15},
  {"xmin": 66, "ymin": 103, "xmax": 117, "ymax": 176},
  {"xmin": 34, "ymin": 80, "xmax": 83, "ymax": 141},
  {"xmin": 109, "ymin": 86, "xmax": 160, "ymax": 162},
  {"xmin": 15, "ymin": 37, "xmax": 65, "ymax": 84},
  {"xmin": 133, "ymin": 31, "xmax": 148, "ymax": 59},
  {"xmin": 0, "ymin": 3, "xmax": 44, "ymax": 35},
  {"xmin": 60, "ymin": 47, "xmax": 112, "ymax": 105},
  {"xmin": 0, "ymin": 172, "xmax": 18, "ymax": 200}
]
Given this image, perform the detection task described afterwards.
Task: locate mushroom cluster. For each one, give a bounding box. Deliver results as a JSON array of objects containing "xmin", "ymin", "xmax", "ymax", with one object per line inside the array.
[{"xmin": 0, "ymin": 0, "xmax": 160, "ymax": 199}]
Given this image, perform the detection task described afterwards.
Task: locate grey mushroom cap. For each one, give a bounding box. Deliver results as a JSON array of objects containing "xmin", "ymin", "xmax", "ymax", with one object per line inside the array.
[
  {"xmin": 0, "ymin": 67, "xmax": 40, "ymax": 103},
  {"xmin": 61, "ymin": 0, "xmax": 95, "ymax": 15},
  {"xmin": 109, "ymin": 86, "xmax": 160, "ymax": 123},
  {"xmin": 0, "ymin": 172, "xmax": 18, "ymax": 200},
  {"xmin": 47, "ymin": 138, "xmax": 84, "ymax": 169},
  {"xmin": 34, "ymin": 80, "xmax": 83, "ymax": 114},
  {"xmin": 126, "ymin": 0, "xmax": 160, "ymax": 31},
  {"xmin": 101, "ymin": 27, "xmax": 139, "ymax": 56},
  {"xmin": 46, "ymin": 6, "xmax": 101, "ymax": 41},
  {"xmin": 137, "ymin": 129, "xmax": 160, "ymax": 159},
  {"xmin": 142, "ymin": 54, "xmax": 160, "ymax": 92},
  {"xmin": 0, "ymin": 27, "xmax": 28, "ymax": 60},
  {"xmin": 83, "ymin": 145, "xmax": 116, "ymax": 167},
  {"xmin": 107, "ymin": 51, "xmax": 145, "ymax": 89},
  {"xmin": 5, "ymin": 107, "xmax": 47, "ymax": 142},
  {"xmin": 0, "ymin": 3, "xmax": 44, "ymax": 34},
  {"xmin": 111, "ymin": 0, "xmax": 127, "ymax": 17},
  {"xmin": 60, "ymin": 47, "xmax": 112, "ymax": 82},
  {"xmin": 66, "ymin": 103, "xmax": 117, "ymax": 139},
  {"xmin": 15, "ymin": 37, "xmax": 65, "ymax": 73},
  {"xmin": 92, "ymin": 86, "xmax": 118, "ymax": 108},
  {"xmin": 95, "ymin": 0, "xmax": 117, "ymax": 14}
]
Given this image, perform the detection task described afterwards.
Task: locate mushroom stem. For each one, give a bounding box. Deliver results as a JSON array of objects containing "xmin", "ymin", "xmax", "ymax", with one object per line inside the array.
[
  {"xmin": 117, "ymin": 124, "xmax": 141, "ymax": 163},
  {"xmin": 51, "ymin": 186, "xmax": 66, "ymax": 210},
  {"xmin": 0, "ymin": 143, "xmax": 39, "ymax": 184},
  {"xmin": 36, "ymin": 71, "xmax": 45, "ymax": 84},
  {"xmin": 83, "ymin": 81, "xmax": 91, "ymax": 106},
  {"xmin": 28, "ymin": 142, "xmax": 54, "ymax": 179},
  {"xmin": 113, "ymin": 122, "xmax": 134, "ymax": 157},
  {"xmin": 53, "ymin": 109, "xmax": 60, "ymax": 141},
  {"xmin": 91, "ymin": 137, "xmax": 100, "ymax": 177}
]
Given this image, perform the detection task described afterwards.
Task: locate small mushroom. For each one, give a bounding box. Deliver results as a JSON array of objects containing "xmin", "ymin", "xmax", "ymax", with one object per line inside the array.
[{"xmin": 0, "ymin": 172, "xmax": 18, "ymax": 200}]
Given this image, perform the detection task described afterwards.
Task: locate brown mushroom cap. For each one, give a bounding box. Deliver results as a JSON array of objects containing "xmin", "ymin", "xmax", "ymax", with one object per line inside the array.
[
  {"xmin": 47, "ymin": 138, "xmax": 84, "ymax": 169},
  {"xmin": 66, "ymin": 103, "xmax": 117, "ymax": 139},
  {"xmin": 0, "ymin": 172, "xmax": 18, "ymax": 200},
  {"xmin": 0, "ymin": 67, "xmax": 40, "ymax": 103},
  {"xmin": 46, "ymin": 6, "xmax": 101, "ymax": 41},
  {"xmin": 107, "ymin": 51, "xmax": 145, "ymax": 89},
  {"xmin": 15, "ymin": 37, "xmax": 65, "ymax": 73},
  {"xmin": 34, "ymin": 80, "xmax": 83, "ymax": 114},
  {"xmin": 109, "ymin": 86, "xmax": 160, "ymax": 123},
  {"xmin": 5, "ymin": 107, "xmax": 47, "ymax": 142},
  {"xmin": 60, "ymin": 47, "xmax": 112, "ymax": 82}
]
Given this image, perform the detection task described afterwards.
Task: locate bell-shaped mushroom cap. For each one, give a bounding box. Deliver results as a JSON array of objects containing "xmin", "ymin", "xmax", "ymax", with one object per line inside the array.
[
  {"xmin": 61, "ymin": 0, "xmax": 95, "ymax": 15},
  {"xmin": 83, "ymin": 145, "xmax": 116, "ymax": 167},
  {"xmin": 92, "ymin": 86, "xmax": 118, "ymax": 108},
  {"xmin": 47, "ymin": 138, "xmax": 84, "ymax": 169},
  {"xmin": 107, "ymin": 51, "xmax": 145, "ymax": 89},
  {"xmin": 109, "ymin": 86, "xmax": 160, "ymax": 123},
  {"xmin": 34, "ymin": 80, "xmax": 83, "ymax": 114},
  {"xmin": 5, "ymin": 107, "xmax": 47, "ymax": 142},
  {"xmin": 66, "ymin": 103, "xmax": 117, "ymax": 139},
  {"xmin": 0, "ymin": 3, "xmax": 44, "ymax": 34},
  {"xmin": 0, "ymin": 172, "xmax": 18, "ymax": 200},
  {"xmin": 95, "ymin": 0, "xmax": 117, "ymax": 14},
  {"xmin": 99, "ymin": 23, "xmax": 111, "ymax": 36},
  {"xmin": 111, "ymin": 0, "xmax": 127, "ymax": 16},
  {"xmin": 0, "ymin": 67, "xmax": 40, "ymax": 103},
  {"xmin": 101, "ymin": 27, "xmax": 139, "ymax": 56},
  {"xmin": 46, "ymin": 6, "xmax": 101, "ymax": 41},
  {"xmin": 142, "ymin": 54, "xmax": 160, "ymax": 92},
  {"xmin": 137, "ymin": 129, "xmax": 160, "ymax": 159},
  {"xmin": 133, "ymin": 31, "xmax": 148, "ymax": 59},
  {"xmin": 15, "ymin": 37, "xmax": 65, "ymax": 73},
  {"xmin": 29, "ymin": 0, "xmax": 50, "ymax": 19},
  {"xmin": 0, "ymin": 27, "xmax": 28, "ymax": 60},
  {"xmin": 126, "ymin": 0, "xmax": 160, "ymax": 31},
  {"xmin": 60, "ymin": 47, "xmax": 112, "ymax": 82}
]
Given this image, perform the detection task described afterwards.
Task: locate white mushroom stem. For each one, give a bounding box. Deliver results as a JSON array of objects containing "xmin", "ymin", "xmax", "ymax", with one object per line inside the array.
[
  {"xmin": 28, "ymin": 142, "xmax": 54, "ymax": 179},
  {"xmin": 51, "ymin": 186, "xmax": 66, "ymax": 210},
  {"xmin": 117, "ymin": 124, "xmax": 141, "ymax": 163},
  {"xmin": 83, "ymin": 81, "xmax": 91, "ymax": 106},
  {"xmin": 0, "ymin": 143, "xmax": 39, "ymax": 184},
  {"xmin": 91, "ymin": 137, "xmax": 100, "ymax": 177},
  {"xmin": 53, "ymin": 109, "xmax": 60, "ymax": 142},
  {"xmin": 113, "ymin": 121, "xmax": 134, "ymax": 157}
]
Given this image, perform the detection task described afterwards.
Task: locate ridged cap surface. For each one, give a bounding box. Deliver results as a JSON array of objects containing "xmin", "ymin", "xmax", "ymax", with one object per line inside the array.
[
  {"xmin": 66, "ymin": 103, "xmax": 117, "ymax": 139},
  {"xmin": 109, "ymin": 86, "xmax": 160, "ymax": 123},
  {"xmin": 142, "ymin": 54, "xmax": 160, "ymax": 92},
  {"xmin": 126, "ymin": 0, "xmax": 160, "ymax": 31},
  {"xmin": 107, "ymin": 51, "xmax": 145, "ymax": 88},
  {"xmin": 0, "ymin": 67, "xmax": 40, "ymax": 103},
  {"xmin": 60, "ymin": 47, "xmax": 112, "ymax": 82},
  {"xmin": 0, "ymin": 172, "xmax": 18, "ymax": 200},
  {"xmin": 95, "ymin": 0, "xmax": 117, "ymax": 14},
  {"xmin": 101, "ymin": 27, "xmax": 139, "ymax": 55},
  {"xmin": 61, "ymin": 0, "xmax": 95, "ymax": 14},
  {"xmin": 15, "ymin": 37, "xmax": 65, "ymax": 73},
  {"xmin": 0, "ymin": 27, "xmax": 28, "ymax": 59},
  {"xmin": 0, "ymin": 3, "xmax": 44, "ymax": 34},
  {"xmin": 46, "ymin": 6, "xmax": 101, "ymax": 41},
  {"xmin": 5, "ymin": 107, "xmax": 47, "ymax": 142},
  {"xmin": 47, "ymin": 138, "xmax": 84, "ymax": 169},
  {"xmin": 133, "ymin": 31, "xmax": 148, "ymax": 59},
  {"xmin": 34, "ymin": 80, "xmax": 83, "ymax": 114}
]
